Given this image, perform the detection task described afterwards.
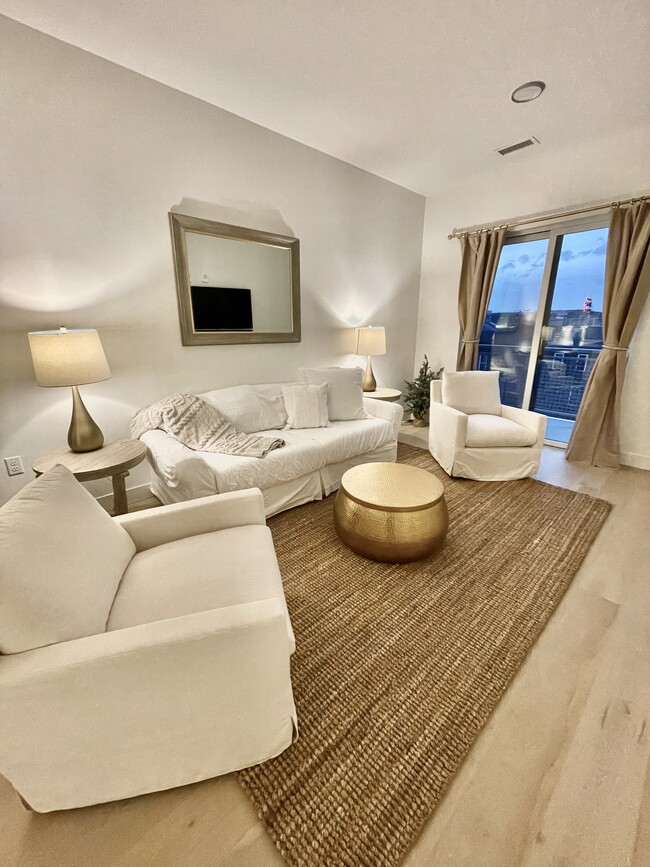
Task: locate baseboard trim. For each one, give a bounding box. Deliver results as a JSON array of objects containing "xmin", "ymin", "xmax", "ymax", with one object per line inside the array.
[
  {"xmin": 97, "ymin": 483, "xmax": 152, "ymax": 510},
  {"xmin": 620, "ymin": 451, "xmax": 650, "ymax": 471}
]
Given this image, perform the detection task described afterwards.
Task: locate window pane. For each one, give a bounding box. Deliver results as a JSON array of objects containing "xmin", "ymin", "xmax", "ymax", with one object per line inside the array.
[
  {"xmin": 478, "ymin": 238, "xmax": 549, "ymax": 407},
  {"xmin": 531, "ymin": 227, "xmax": 608, "ymax": 443}
]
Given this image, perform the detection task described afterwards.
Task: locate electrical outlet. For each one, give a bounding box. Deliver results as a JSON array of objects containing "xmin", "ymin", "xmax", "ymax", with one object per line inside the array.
[{"xmin": 4, "ymin": 456, "xmax": 24, "ymax": 476}]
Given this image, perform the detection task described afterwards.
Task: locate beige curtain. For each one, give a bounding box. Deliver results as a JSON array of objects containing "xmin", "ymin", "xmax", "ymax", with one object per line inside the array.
[
  {"xmin": 566, "ymin": 202, "xmax": 650, "ymax": 467},
  {"xmin": 456, "ymin": 229, "xmax": 506, "ymax": 370}
]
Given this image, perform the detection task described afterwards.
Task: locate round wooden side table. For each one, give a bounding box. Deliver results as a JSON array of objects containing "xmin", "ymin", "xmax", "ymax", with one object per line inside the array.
[
  {"xmin": 334, "ymin": 461, "xmax": 448, "ymax": 563},
  {"xmin": 32, "ymin": 439, "xmax": 148, "ymax": 516},
  {"xmin": 364, "ymin": 387, "xmax": 402, "ymax": 402}
]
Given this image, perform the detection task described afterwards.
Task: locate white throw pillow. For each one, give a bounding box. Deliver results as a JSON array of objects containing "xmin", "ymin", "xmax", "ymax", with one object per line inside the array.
[
  {"xmin": 282, "ymin": 383, "xmax": 330, "ymax": 429},
  {"xmin": 199, "ymin": 384, "xmax": 288, "ymax": 432},
  {"xmin": 251, "ymin": 384, "xmax": 290, "ymax": 430},
  {"xmin": 0, "ymin": 464, "xmax": 136, "ymax": 654},
  {"xmin": 299, "ymin": 367, "xmax": 367, "ymax": 421},
  {"xmin": 441, "ymin": 371, "xmax": 502, "ymax": 416}
]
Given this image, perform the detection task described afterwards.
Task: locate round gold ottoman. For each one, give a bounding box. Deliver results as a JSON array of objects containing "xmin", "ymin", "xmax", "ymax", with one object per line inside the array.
[{"xmin": 334, "ymin": 462, "xmax": 448, "ymax": 563}]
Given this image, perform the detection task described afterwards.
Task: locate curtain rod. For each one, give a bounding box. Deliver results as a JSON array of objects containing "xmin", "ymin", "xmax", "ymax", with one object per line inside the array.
[{"xmin": 448, "ymin": 194, "xmax": 649, "ymax": 240}]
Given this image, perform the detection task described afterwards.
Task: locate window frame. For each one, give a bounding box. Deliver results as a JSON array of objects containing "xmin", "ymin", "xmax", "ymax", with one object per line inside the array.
[{"xmin": 486, "ymin": 213, "xmax": 611, "ymax": 446}]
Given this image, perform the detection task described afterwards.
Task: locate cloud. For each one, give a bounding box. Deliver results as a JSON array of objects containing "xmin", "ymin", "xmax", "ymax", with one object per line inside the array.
[
  {"xmin": 500, "ymin": 261, "xmax": 515, "ymax": 270},
  {"xmin": 518, "ymin": 254, "xmax": 530, "ymax": 264},
  {"xmin": 591, "ymin": 242, "xmax": 608, "ymax": 256}
]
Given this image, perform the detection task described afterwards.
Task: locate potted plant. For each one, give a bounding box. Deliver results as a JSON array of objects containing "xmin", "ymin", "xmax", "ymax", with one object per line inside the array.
[{"xmin": 404, "ymin": 356, "xmax": 443, "ymax": 427}]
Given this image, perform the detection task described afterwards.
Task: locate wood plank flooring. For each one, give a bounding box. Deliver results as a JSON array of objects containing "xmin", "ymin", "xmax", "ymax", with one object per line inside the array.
[{"xmin": 2, "ymin": 435, "xmax": 649, "ymax": 867}]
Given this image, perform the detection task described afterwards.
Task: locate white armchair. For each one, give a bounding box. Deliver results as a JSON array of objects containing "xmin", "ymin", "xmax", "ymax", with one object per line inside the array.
[
  {"xmin": 428, "ymin": 371, "xmax": 547, "ymax": 480},
  {"xmin": 0, "ymin": 465, "xmax": 296, "ymax": 812}
]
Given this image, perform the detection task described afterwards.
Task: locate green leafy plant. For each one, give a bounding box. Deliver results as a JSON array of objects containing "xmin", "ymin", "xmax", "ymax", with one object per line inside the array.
[{"xmin": 404, "ymin": 355, "xmax": 444, "ymax": 424}]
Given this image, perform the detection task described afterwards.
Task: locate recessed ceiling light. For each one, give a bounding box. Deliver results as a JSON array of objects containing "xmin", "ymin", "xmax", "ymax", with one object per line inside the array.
[{"xmin": 510, "ymin": 81, "xmax": 546, "ymax": 103}]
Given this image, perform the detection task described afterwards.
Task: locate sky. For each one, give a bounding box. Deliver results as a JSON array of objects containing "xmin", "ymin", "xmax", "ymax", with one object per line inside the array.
[{"xmin": 489, "ymin": 228, "xmax": 609, "ymax": 314}]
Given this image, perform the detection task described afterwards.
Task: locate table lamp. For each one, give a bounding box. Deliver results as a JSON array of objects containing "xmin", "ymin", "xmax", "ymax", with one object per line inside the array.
[
  {"xmin": 28, "ymin": 327, "xmax": 111, "ymax": 453},
  {"xmin": 355, "ymin": 326, "xmax": 386, "ymax": 392}
]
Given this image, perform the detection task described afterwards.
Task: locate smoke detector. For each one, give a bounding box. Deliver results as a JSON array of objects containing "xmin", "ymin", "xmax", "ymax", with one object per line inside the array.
[{"xmin": 511, "ymin": 81, "xmax": 546, "ymax": 103}]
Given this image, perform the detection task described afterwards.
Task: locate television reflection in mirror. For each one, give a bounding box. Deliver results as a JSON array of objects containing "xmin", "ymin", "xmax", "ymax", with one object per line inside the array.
[{"xmin": 190, "ymin": 286, "xmax": 253, "ymax": 332}]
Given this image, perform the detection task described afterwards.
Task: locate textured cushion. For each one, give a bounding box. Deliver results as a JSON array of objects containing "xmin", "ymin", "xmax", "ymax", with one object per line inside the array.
[
  {"xmin": 0, "ymin": 465, "xmax": 136, "ymax": 654},
  {"xmin": 442, "ymin": 371, "xmax": 502, "ymax": 416},
  {"xmin": 465, "ymin": 415, "xmax": 538, "ymax": 448},
  {"xmin": 282, "ymin": 383, "xmax": 329, "ymax": 429},
  {"xmin": 191, "ymin": 417, "xmax": 394, "ymax": 493},
  {"xmin": 299, "ymin": 367, "xmax": 367, "ymax": 421},
  {"xmin": 199, "ymin": 384, "xmax": 288, "ymax": 433},
  {"xmin": 107, "ymin": 524, "xmax": 295, "ymax": 651}
]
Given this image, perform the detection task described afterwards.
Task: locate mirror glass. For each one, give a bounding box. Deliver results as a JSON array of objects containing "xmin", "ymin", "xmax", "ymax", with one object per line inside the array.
[{"xmin": 169, "ymin": 213, "xmax": 301, "ymax": 345}]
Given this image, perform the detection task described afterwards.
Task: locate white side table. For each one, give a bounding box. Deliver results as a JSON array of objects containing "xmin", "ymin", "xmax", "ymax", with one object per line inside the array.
[
  {"xmin": 33, "ymin": 439, "xmax": 148, "ymax": 516},
  {"xmin": 364, "ymin": 387, "xmax": 402, "ymax": 402}
]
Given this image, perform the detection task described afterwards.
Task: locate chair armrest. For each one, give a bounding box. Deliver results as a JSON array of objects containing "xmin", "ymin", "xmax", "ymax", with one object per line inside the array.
[
  {"xmin": 0, "ymin": 600, "xmax": 295, "ymax": 811},
  {"xmin": 363, "ymin": 397, "xmax": 403, "ymax": 440},
  {"xmin": 428, "ymin": 402, "xmax": 468, "ymax": 474},
  {"xmin": 114, "ymin": 488, "xmax": 266, "ymax": 551},
  {"xmin": 0, "ymin": 599, "xmax": 283, "ymax": 684},
  {"xmin": 501, "ymin": 405, "xmax": 547, "ymax": 445}
]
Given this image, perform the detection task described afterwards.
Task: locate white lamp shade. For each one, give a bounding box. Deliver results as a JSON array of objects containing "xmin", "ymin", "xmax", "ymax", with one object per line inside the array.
[
  {"xmin": 28, "ymin": 328, "xmax": 111, "ymax": 387},
  {"xmin": 355, "ymin": 326, "xmax": 386, "ymax": 356}
]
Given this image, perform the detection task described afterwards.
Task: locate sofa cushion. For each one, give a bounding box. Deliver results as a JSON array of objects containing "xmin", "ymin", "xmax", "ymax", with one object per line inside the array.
[
  {"xmin": 442, "ymin": 371, "xmax": 502, "ymax": 416},
  {"xmin": 107, "ymin": 524, "xmax": 295, "ymax": 652},
  {"xmin": 195, "ymin": 417, "xmax": 395, "ymax": 493},
  {"xmin": 282, "ymin": 383, "xmax": 329, "ymax": 429},
  {"xmin": 0, "ymin": 465, "xmax": 136, "ymax": 654},
  {"xmin": 465, "ymin": 414, "xmax": 538, "ymax": 448},
  {"xmin": 199, "ymin": 384, "xmax": 288, "ymax": 433},
  {"xmin": 299, "ymin": 367, "xmax": 367, "ymax": 421}
]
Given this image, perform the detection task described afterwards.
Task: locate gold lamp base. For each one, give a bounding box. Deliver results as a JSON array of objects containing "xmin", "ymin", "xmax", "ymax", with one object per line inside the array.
[
  {"xmin": 68, "ymin": 385, "xmax": 104, "ymax": 453},
  {"xmin": 362, "ymin": 356, "xmax": 377, "ymax": 392}
]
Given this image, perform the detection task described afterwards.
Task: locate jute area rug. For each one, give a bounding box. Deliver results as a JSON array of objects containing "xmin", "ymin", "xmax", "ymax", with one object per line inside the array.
[{"xmin": 238, "ymin": 444, "xmax": 612, "ymax": 867}]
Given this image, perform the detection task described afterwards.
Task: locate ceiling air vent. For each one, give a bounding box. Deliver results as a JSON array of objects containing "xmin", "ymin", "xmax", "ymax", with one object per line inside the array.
[{"xmin": 496, "ymin": 136, "xmax": 539, "ymax": 156}]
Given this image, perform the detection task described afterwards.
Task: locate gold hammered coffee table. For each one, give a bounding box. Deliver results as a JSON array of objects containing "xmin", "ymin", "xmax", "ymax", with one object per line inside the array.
[{"xmin": 334, "ymin": 462, "xmax": 449, "ymax": 563}]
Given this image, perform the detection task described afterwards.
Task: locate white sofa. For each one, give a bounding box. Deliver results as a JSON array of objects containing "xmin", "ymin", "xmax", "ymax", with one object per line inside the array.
[
  {"xmin": 0, "ymin": 468, "xmax": 296, "ymax": 812},
  {"xmin": 140, "ymin": 383, "xmax": 403, "ymax": 516},
  {"xmin": 428, "ymin": 373, "xmax": 546, "ymax": 480}
]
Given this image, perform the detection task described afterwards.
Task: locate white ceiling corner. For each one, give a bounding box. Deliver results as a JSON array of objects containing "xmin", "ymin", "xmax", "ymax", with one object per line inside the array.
[{"xmin": 1, "ymin": 0, "xmax": 649, "ymax": 196}]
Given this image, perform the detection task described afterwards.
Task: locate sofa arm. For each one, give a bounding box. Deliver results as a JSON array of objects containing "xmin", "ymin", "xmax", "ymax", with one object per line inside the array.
[
  {"xmin": 428, "ymin": 402, "xmax": 468, "ymax": 474},
  {"xmin": 501, "ymin": 405, "xmax": 547, "ymax": 445},
  {"xmin": 0, "ymin": 599, "xmax": 296, "ymax": 812},
  {"xmin": 363, "ymin": 397, "xmax": 403, "ymax": 441},
  {"xmin": 140, "ymin": 430, "xmax": 217, "ymax": 494},
  {"xmin": 114, "ymin": 488, "xmax": 266, "ymax": 551}
]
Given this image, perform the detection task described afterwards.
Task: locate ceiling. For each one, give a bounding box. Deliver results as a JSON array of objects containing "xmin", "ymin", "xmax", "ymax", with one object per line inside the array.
[{"xmin": 2, "ymin": 0, "xmax": 649, "ymax": 195}]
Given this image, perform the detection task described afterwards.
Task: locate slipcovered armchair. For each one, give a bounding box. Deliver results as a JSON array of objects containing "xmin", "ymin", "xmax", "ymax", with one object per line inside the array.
[
  {"xmin": 428, "ymin": 371, "xmax": 547, "ymax": 480},
  {"xmin": 0, "ymin": 465, "xmax": 296, "ymax": 813}
]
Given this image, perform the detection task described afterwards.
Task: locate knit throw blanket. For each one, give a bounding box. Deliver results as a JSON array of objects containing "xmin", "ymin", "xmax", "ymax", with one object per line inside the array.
[{"xmin": 131, "ymin": 393, "xmax": 285, "ymax": 458}]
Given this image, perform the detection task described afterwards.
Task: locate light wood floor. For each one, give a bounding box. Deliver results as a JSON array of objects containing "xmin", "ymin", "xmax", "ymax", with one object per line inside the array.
[{"xmin": 2, "ymin": 436, "xmax": 650, "ymax": 867}]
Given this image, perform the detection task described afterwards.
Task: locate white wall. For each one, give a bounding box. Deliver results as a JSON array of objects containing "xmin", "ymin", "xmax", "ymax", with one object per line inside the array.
[
  {"xmin": 0, "ymin": 17, "xmax": 425, "ymax": 504},
  {"xmin": 415, "ymin": 127, "xmax": 650, "ymax": 469}
]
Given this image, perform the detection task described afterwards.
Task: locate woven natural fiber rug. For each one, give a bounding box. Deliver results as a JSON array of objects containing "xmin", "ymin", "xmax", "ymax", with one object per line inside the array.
[{"xmin": 238, "ymin": 444, "xmax": 611, "ymax": 866}]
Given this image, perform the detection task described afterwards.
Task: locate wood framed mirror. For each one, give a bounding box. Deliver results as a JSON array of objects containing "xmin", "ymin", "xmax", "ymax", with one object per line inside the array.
[{"xmin": 169, "ymin": 213, "xmax": 301, "ymax": 346}]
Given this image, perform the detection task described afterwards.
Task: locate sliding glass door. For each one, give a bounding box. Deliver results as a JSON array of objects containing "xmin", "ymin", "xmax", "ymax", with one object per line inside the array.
[
  {"xmin": 478, "ymin": 221, "xmax": 609, "ymax": 445},
  {"xmin": 477, "ymin": 237, "xmax": 549, "ymax": 408}
]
